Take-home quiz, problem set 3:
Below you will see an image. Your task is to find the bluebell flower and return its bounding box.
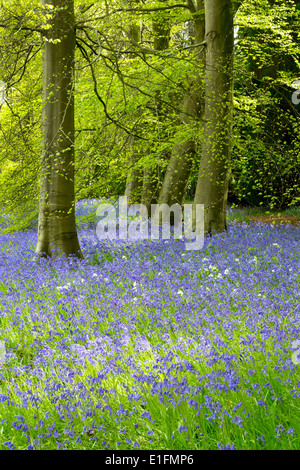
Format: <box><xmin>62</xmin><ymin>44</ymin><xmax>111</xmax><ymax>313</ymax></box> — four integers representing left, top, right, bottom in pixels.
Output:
<box><xmin>2</xmin><ymin>441</ymin><xmax>16</xmax><ymax>450</ymax></box>
<box><xmin>178</xmin><ymin>426</ymin><xmax>188</xmax><ymax>433</ymax></box>
<box><xmin>217</xmin><ymin>442</ymin><xmax>236</xmax><ymax>450</ymax></box>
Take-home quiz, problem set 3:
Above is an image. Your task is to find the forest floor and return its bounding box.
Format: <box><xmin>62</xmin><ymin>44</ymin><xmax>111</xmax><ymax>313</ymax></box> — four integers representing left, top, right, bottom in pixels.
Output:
<box><xmin>0</xmin><ymin>201</ymin><xmax>299</xmax><ymax>450</ymax></box>
<box><xmin>250</xmin><ymin>214</ymin><xmax>300</xmax><ymax>226</ymax></box>
<box><xmin>227</xmin><ymin>206</ymin><xmax>300</xmax><ymax>227</ymax></box>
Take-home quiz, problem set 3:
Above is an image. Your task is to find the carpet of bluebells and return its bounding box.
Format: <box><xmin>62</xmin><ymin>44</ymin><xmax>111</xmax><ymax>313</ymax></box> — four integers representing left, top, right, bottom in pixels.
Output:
<box><xmin>0</xmin><ymin>199</ymin><xmax>299</xmax><ymax>450</ymax></box>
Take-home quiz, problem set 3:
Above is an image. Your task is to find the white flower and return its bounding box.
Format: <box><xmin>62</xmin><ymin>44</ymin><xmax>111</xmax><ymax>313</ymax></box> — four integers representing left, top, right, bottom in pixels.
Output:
<box><xmin>177</xmin><ymin>289</ymin><xmax>184</xmax><ymax>296</ymax></box>
<box><xmin>209</xmin><ymin>264</ymin><xmax>218</xmax><ymax>271</ymax></box>
<box><xmin>292</xmin><ymin>352</ymin><xmax>300</xmax><ymax>365</ymax></box>
<box><xmin>56</xmin><ymin>283</ymin><xmax>71</xmax><ymax>291</ymax></box>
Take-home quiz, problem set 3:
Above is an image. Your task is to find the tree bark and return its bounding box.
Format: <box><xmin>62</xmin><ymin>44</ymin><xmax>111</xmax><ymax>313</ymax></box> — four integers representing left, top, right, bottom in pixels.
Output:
<box><xmin>193</xmin><ymin>0</ymin><xmax>234</xmax><ymax>234</ymax></box>
<box><xmin>155</xmin><ymin>81</ymin><xmax>202</xmax><ymax>208</ymax></box>
<box><xmin>124</xmin><ymin>4</ymin><xmax>144</xmax><ymax>205</ymax></box>
<box><xmin>141</xmin><ymin>160</ymin><xmax>161</xmax><ymax>211</ymax></box>
<box><xmin>36</xmin><ymin>0</ymin><xmax>82</xmax><ymax>258</ymax></box>
<box><xmin>125</xmin><ymin>1</ymin><xmax>171</xmax><ymax>209</ymax></box>
<box><xmin>124</xmin><ymin>134</ymin><xmax>144</xmax><ymax>205</ymax></box>
<box><xmin>140</xmin><ymin>8</ymin><xmax>171</xmax><ymax>213</ymax></box>
<box><xmin>153</xmin><ymin>0</ymin><xmax>205</xmax><ymax>224</ymax></box>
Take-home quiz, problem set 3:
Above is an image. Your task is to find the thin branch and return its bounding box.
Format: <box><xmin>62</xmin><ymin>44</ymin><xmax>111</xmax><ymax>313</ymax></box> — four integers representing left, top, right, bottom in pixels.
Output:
<box><xmin>186</xmin><ymin>0</ymin><xmax>197</xmax><ymax>13</ymax></box>
<box><xmin>75</xmin><ymin>3</ymin><xmax>189</xmax><ymax>25</ymax></box>
<box><xmin>98</xmin><ymin>54</ymin><xmax>188</xmax><ymax>119</ymax></box>
<box><xmin>80</xmin><ymin>27</ymin><xmax>100</xmax><ymax>47</ymax></box>
<box><xmin>180</xmin><ymin>40</ymin><xmax>207</xmax><ymax>50</ymax></box>
<box><xmin>78</xmin><ymin>47</ymin><xmax>151</xmax><ymax>141</ymax></box>
<box><xmin>233</xmin><ymin>1</ymin><xmax>245</xmax><ymax>14</ymax></box>
<box><xmin>76</xmin><ymin>40</ymin><xmax>90</xmax><ymax>61</ymax></box>
<box><xmin>122</xmin><ymin>31</ymin><xmax>207</xmax><ymax>56</ymax></box>
<box><xmin>75</xmin><ymin>29</ymin><xmax>102</xmax><ymax>70</ymax></box>
<box><xmin>78</xmin><ymin>3</ymin><xmax>95</xmax><ymax>15</ymax></box>
<box><xmin>0</xmin><ymin>23</ymin><xmax>42</xmax><ymax>33</ymax></box>
<box><xmin>76</xmin><ymin>36</ymin><xmax>98</xmax><ymax>56</ymax></box>
<box><xmin>6</xmin><ymin>45</ymin><xmax>41</xmax><ymax>90</ymax></box>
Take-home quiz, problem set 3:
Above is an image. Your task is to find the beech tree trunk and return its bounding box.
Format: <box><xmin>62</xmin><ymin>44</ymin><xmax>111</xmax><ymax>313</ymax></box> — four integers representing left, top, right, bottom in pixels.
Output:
<box><xmin>193</xmin><ymin>0</ymin><xmax>234</xmax><ymax>234</ymax></box>
<box><xmin>125</xmin><ymin>2</ymin><xmax>170</xmax><ymax>208</ymax></box>
<box><xmin>36</xmin><ymin>0</ymin><xmax>82</xmax><ymax>258</ymax></box>
<box><xmin>140</xmin><ymin>10</ymin><xmax>171</xmax><ymax>213</ymax></box>
<box><xmin>153</xmin><ymin>0</ymin><xmax>205</xmax><ymax>224</ymax></box>
<box><xmin>124</xmin><ymin>10</ymin><xmax>144</xmax><ymax>205</ymax></box>
<box><xmin>155</xmin><ymin>81</ymin><xmax>202</xmax><ymax>208</ymax></box>
<box><xmin>141</xmin><ymin>162</ymin><xmax>160</xmax><ymax>212</ymax></box>
<box><xmin>124</xmin><ymin>134</ymin><xmax>144</xmax><ymax>205</ymax></box>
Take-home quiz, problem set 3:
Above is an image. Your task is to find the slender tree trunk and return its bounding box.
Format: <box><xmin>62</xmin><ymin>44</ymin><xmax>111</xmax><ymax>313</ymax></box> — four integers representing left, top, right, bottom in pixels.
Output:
<box><xmin>193</xmin><ymin>0</ymin><xmax>234</xmax><ymax>234</ymax></box>
<box><xmin>155</xmin><ymin>82</ymin><xmax>201</xmax><ymax>208</ymax></box>
<box><xmin>154</xmin><ymin>0</ymin><xmax>205</xmax><ymax>218</ymax></box>
<box><xmin>124</xmin><ymin>133</ymin><xmax>144</xmax><ymax>204</ymax></box>
<box><xmin>124</xmin><ymin>9</ymin><xmax>144</xmax><ymax>205</ymax></box>
<box><xmin>140</xmin><ymin>10</ymin><xmax>171</xmax><ymax>213</ymax></box>
<box><xmin>141</xmin><ymin>160</ymin><xmax>161</xmax><ymax>211</ymax></box>
<box><xmin>124</xmin><ymin>163</ymin><xmax>143</xmax><ymax>204</ymax></box>
<box><xmin>36</xmin><ymin>0</ymin><xmax>82</xmax><ymax>258</ymax></box>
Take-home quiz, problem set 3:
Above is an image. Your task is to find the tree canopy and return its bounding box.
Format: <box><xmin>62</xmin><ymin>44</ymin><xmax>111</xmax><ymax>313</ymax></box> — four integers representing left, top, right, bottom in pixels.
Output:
<box><xmin>0</xmin><ymin>0</ymin><xmax>299</xmax><ymax>251</ymax></box>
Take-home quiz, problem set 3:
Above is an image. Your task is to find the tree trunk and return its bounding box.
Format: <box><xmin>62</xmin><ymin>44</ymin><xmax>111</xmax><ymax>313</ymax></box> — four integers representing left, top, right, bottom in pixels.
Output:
<box><xmin>153</xmin><ymin>0</ymin><xmax>205</xmax><ymax>224</ymax></box>
<box><xmin>124</xmin><ymin>135</ymin><xmax>144</xmax><ymax>205</ymax></box>
<box><xmin>36</xmin><ymin>0</ymin><xmax>82</xmax><ymax>258</ymax></box>
<box><xmin>124</xmin><ymin>7</ymin><xmax>144</xmax><ymax>205</ymax></box>
<box><xmin>193</xmin><ymin>0</ymin><xmax>234</xmax><ymax>234</ymax></box>
<box><xmin>141</xmin><ymin>161</ymin><xmax>161</xmax><ymax>212</ymax></box>
<box><xmin>140</xmin><ymin>9</ymin><xmax>171</xmax><ymax>213</ymax></box>
<box><xmin>155</xmin><ymin>83</ymin><xmax>201</xmax><ymax>208</ymax></box>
